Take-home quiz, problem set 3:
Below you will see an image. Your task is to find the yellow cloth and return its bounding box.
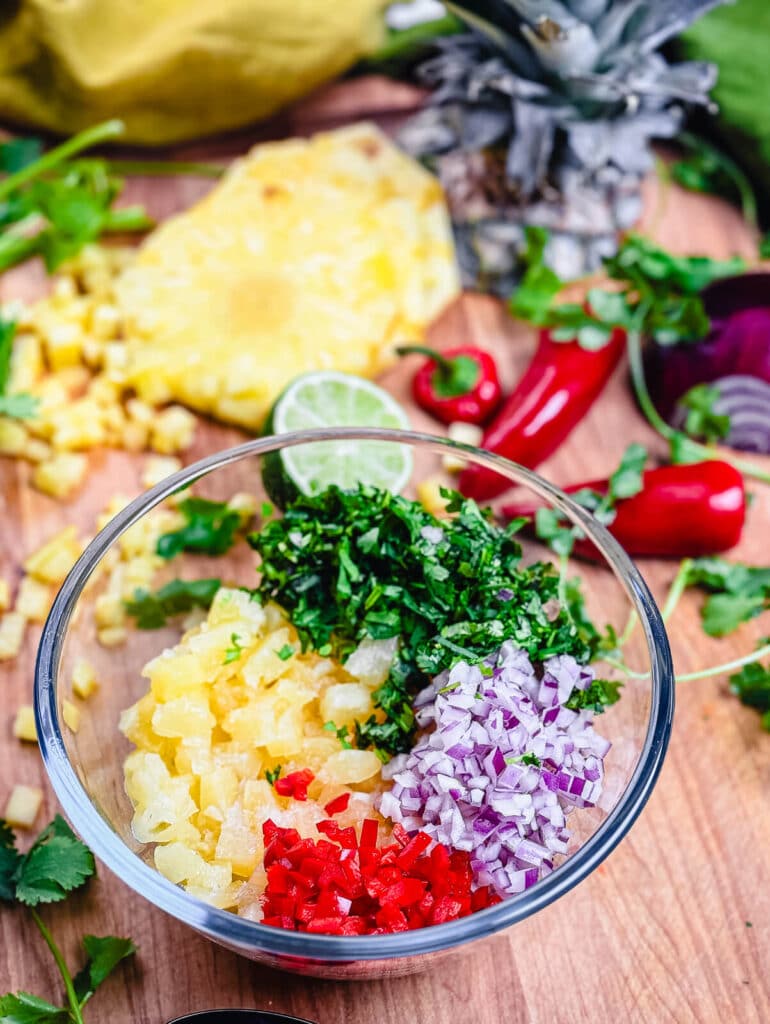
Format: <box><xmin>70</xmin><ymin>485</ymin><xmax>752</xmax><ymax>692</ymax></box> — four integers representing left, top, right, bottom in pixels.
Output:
<box><xmin>0</xmin><ymin>0</ymin><xmax>385</xmax><ymax>144</ymax></box>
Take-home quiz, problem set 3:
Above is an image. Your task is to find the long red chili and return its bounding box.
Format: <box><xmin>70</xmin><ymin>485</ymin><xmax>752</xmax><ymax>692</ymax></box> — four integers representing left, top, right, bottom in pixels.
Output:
<box><xmin>459</xmin><ymin>327</ymin><xmax>627</xmax><ymax>501</ymax></box>
<box><xmin>501</xmin><ymin>460</ymin><xmax>746</xmax><ymax>559</ymax></box>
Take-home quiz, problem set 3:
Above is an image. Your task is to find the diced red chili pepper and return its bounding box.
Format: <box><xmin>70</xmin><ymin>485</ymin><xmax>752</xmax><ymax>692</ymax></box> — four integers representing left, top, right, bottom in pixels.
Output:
<box><xmin>274</xmin><ymin>768</ymin><xmax>315</xmax><ymax>801</ymax></box>
<box><xmin>316</xmin><ymin>820</ymin><xmax>357</xmax><ymax>849</ymax></box>
<box><xmin>395</xmin><ymin>832</ymin><xmax>432</xmax><ymax>870</ymax></box>
<box><xmin>391</xmin><ymin>823</ymin><xmax>410</xmax><ymax>848</ymax></box>
<box><xmin>324</xmin><ymin>793</ymin><xmax>351</xmax><ymax>816</ymax></box>
<box><xmin>359</xmin><ymin>818</ymin><xmax>379</xmax><ymax>849</ymax></box>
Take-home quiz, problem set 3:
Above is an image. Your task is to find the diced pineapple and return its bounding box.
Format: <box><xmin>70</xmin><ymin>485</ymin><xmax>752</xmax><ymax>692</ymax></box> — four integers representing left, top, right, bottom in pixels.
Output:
<box><xmin>155</xmin><ymin>842</ymin><xmax>232</xmax><ymax>891</ymax></box>
<box><xmin>417</xmin><ymin>476</ymin><xmax>450</xmax><ymax>517</ymax></box>
<box><xmin>13</xmin><ymin>705</ymin><xmax>37</xmax><ymax>742</ymax></box>
<box><xmin>62</xmin><ymin>699</ymin><xmax>81</xmax><ymax>733</ymax></box>
<box><xmin>150</xmin><ymin>405</ymin><xmax>197</xmax><ymax>454</ymax></box>
<box><xmin>97</xmin><ymin>626</ymin><xmax>127</xmax><ymax>648</ymax></box>
<box><xmin>49</xmin><ymin>399</ymin><xmax>105</xmax><ymax>450</ymax></box>
<box><xmin>0</xmin><ymin>612</ymin><xmax>26</xmax><ymax>660</ymax></box>
<box><xmin>216</xmin><ymin>815</ymin><xmax>262</xmax><ymax>877</ymax></box>
<box><xmin>90</xmin><ymin>303</ymin><xmax>121</xmax><ymax>340</ymax></box>
<box><xmin>44</xmin><ymin>320</ymin><xmax>83</xmax><ymax>369</ymax></box>
<box><xmin>4</xmin><ymin>785</ymin><xmax>43</xmax><ymax>828</ymax></box>
<box><xmin>241</xmin><ymin>628</ymin><xmax>293</xmax><ymax>688</ymax></box>
<box><xmin>319</xmin><ymin>682</ymin><xmax>373</xmax><ymax>726</ymax></box>
<box><xmin>208</xmin><ymin>588</ymin><xmax>265</xmax><ymax>632</ymax></box>
<box><xmin>0</xmin><ymin>418</ymin><xmax>29</xmax><ymax>456</ymax></box>
<box><xmin>72</xmin><ymin>658</ymin><xmax>98</xmax><ymax>699</ymax></box>
<box><xmin>344</xmin><ymin>636</ymin><xmax>398</xmax><ymax>687</ymax></box>
<box><xmin>23</xmin><ymin>439</ymin><xmax>53</xmax><ymax>463</ymax></box>
<box><xmin>121</xmin><ymin>419</ymin><xmax>149</xmax><ymax>453</ymax></box>
<box><xmin>146</xmin><ymin>651</ymin><xmax>213</xmax><ymax>701</ymax></box>
<box><xmin>226</xmin><ymin>492</ymin><xmax>258</xmax><ymax>522</ymax></box>
<box><xmin>141</xmin><ymin>455</ymin><xmax>182</xmax><ymax>490</ymax></box>
<box><xmin>0</xmin><ymin>578</ymin><xmax>10</xmax><ymax>612</ymax></box>
<box><xmin>24</xmin><ymin>526</ymin><xmax>83</xmax><ymax>584</ymax></box>
<box><xmin>200</xmin><ymin>766</ymin><xmax>239</xmax><ymax>819</ymax></box>
<box><xmin>152</xmin><ymin>693</ymin><xmax>215</xmax><ymax>739</ymax></box>
<box><xmin>443</xmin><ymin>421</ymin><xmax>484</xmax><ymax>473</ymax></box>
<box><xmin>8</xmin><ymin>333</ymin><xmax>44</xmax><ymax>393</ymax></box>
<box><xmin>15</xmin><ymin>576</ymin><xmax>53</xmax><ymax>623</ymax></box>
<box><xmin>95</xmin><ymin>593</ymin><xmax>126</xmax><ymax>629</ymax></box>
<box><xmin>320</xmin><ymin>749</ymin><xmax>382</xmax><ymax>785</ymax></box>
<box><xmin>33</xmin><ymin>452</ymin><xmax>89</xmax><ymax>499</ymax></box>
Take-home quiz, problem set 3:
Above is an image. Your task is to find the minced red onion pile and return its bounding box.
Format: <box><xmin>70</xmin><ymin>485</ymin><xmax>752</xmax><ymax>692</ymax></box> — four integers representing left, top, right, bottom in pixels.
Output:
<box><xmin>378</xmin><ymin>641</ymin><xmax>610</xmax><ymax>899</ymax></box>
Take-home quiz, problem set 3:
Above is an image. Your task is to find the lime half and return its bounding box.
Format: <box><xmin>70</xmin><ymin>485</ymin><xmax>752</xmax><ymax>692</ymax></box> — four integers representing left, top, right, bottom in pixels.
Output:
<box><xmin>263</xmin><ymin>371</ymin><xmax>413</xmax><ymax>503</ymax></box>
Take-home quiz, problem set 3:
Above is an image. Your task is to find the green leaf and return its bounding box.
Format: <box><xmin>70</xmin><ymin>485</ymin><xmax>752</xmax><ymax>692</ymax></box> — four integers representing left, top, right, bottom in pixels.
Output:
<box><xmin>0</xmin><ymin>317</ymin><xmax>16</xmax><ymax>395</ymax></box>
<box><xmin>223</xmin><ymin>633</ymin><xmax>245</xmax><ymax>665</ymax></box>
<box><xmin>534</xmin><ymin>507</ymin><xmax>576</xmax><ymax>557</ymax></box>
<box><xmin>72</xmin><ymin>935</ymin><xmax>136</xmax><ymax>1007</ymax></box>
<box><xmin>14</xmin><ymin>816</ymin><xmax>95</xmax><ymax>907</ymax></box>
<box><xmin>608</xmin><ymin>443</ymin><xmax>647</xmax><ymax>501</ymax></box>
<box><xmin>0</xmin><ymin>820</ymin><xmax>20</xmax><ymax>902</ymax></box>
<box><xmin>508</xmin><ymin>226</ymin><xmax>564</xmax><ymax>324</ymax></box>
<box><xmin>275</xmin><ymin>643</ymin><xmax>294</xmax><ymax>661</ymax></box>
<box><xmin>264</xmin><ymin>765</ymin><xmax>282</xmax><ymax>786</ymax></box>
<box><xmin>730</xmin><ymin>661</ymin><xmax>770</xmax><ymax>724</ymax></box>
<box><xmin>124</xmin><ymin>578</ymin><xmax>221</xmax><ymax>629</ymax></box>
<box><xmin>680</xmin><ymin>383</ymin><xmax>730</xmax><ymax>443</ymax></box>
<box><xmin>565</xmin><ymin>678</ymin><xmax>622</xmax><ymax>713</ymax></box>
<box><xmin>157</xmin><ymin>498</ymin><xmax>242</xmax><ymax>560</ymax></box>
<box><xmin>760</xmin><ymin>233</ymin><xmax>770</xmax><ymax>259</ymax></box>
<box><xmin>0</xmin><ymin>992</ymin><xmax>68</xmax><ymax>1023</ymax></box>
<box><xmin>700</xmin><ymin>593</ymin><xmax>766</xmax><ymax>637</ymax></box>
<box><xmin>0</xmin><ymin>138</ymin><xmax>43</xmax><ymax>174</ymax></box>
<box><xmin>0</xmin><ymin>394</ymin><xmax>39</xmax><ymax>420</ymax></box>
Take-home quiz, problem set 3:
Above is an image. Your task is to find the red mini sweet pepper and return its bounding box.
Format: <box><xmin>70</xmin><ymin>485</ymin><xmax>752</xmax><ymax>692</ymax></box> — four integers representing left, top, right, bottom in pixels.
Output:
<box><xmin>397</xmin><ymin>344</ymin><xmax>502</xmax><ymax>425</ymax></box>
<box><xmin>502</xmin><ymin>459</ymin><xmax>746</xmax><ymax>559</ymax></box>
<box><xmin>460</xmin><ymin>326</ymin><xmax>627</xmax><ymax>501</ymax></box>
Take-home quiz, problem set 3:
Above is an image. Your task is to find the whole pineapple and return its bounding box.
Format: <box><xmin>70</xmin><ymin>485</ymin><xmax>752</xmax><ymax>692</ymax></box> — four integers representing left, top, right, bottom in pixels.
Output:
<box><xmin>398</xmin><ymin>0</ymin><xmax>727</xmax><ymax>294</ymax></box>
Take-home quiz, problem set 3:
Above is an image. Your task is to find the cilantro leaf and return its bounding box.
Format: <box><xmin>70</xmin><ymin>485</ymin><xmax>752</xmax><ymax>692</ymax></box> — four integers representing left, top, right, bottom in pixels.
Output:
<box><xmin>680</xmin><ymin>384</ymin><xmax>730</xmax><ymax>444</ymax></box>
<box><xmin>506</xmin><ymin>752</ymin><xmax>541</xmax><ymax>767</ymax></box>
<box><xmin>124</xmin><ymin>578</ymin><xmax>221</xmax><ymax>629</ymax></box>
<box><xmin>684</xmin><ymin>557</ymin><xmax>770</xmax><ymax>636</ymax></box>
<box><xmin>0</xmin><ymin>317</ymin><xmax>16</xmax><ymax>395</ymax></box>
<box><xmin>275</xmin><ymin>643</ymin><xmax>294</xmax><ymax>661</ymax></box>
<box><xmin>730</xmin><ymin>661</ymin><xmax>770</xmax><ymax>730</ymax></box>
<box><xmin>565</xmin><ymin>678</ymin><xmax>622</xmax><ymax>713</ymax></box>
<box><xmin>608</xmin><ymin>443</ymin><xmax>647</xmax><ymax>501</ymax></box>
<box><xmin>72</xmin><ymin>935</ymin><xmax>136</xmax><ymax>1007</ymax></box>
<box><xmin>0</xmin><ymin>992</ymin><xmax>68</xmax><ymax>1023</ymax></box>
<box><xmin>534</xmin><ymin>507</ymin><xmax>578</xmax><ymax>557</ymax></box>
<box><xmin>0</xmin><ymin>138</ymin><xmax>43</xmax><ymax>174</ymax></box>
<box><xmin>0</xmin><ymin>820</ymin><xmax>20</xmax><ymax>902</ymax></box>
<box><xmin>156</xmin><ymin>498</ymin><xmax>242</xmax><ymax>560</ymax></box>
<box><xmin>508</xmin><ymin>226</ymin><xmax>564</xmax><ymax>324</ymax></box>
<box><xmin>323</xmin><ymin>720</ymin><xmax>352</xmax><ymax>750</ymax></box>
<box><xmin>223</xmin><ymin>633</ymin><xmax>245</xmax><ymax>665</ymax></box>
<box><xmin>265</xmin><ymin>766</ymin><xmax>282</xmax><ymax>786</ymax></box>
<box><xmin>14</xmin><ymin>816</ymin><xmax>95</xmax><ymax>907</ymax></box>
<box><xmin>760</xmin><ymin>233</ymin><xmax>770</xmax><ymax>260</ymax></box>
<box><xmin>701</xmin><ymin>593</ymin><xmax>766</xmax><ymax>637</ymax></box>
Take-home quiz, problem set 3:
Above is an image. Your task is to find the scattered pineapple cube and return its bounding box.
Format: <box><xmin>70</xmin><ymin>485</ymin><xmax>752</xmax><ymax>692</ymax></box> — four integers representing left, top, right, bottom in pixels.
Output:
<box><xmin>49</xmin><ymin>398</ymin><xmax>105</xmax><ymax>450</ymax></box>
<box><xmin>0</xmin><ymin>612</ymin><xmax>26</xmax><ymax>660</ymax></box>
<box><xmin>13</xmin><ymin>705</ymin><xmax>37</xmax><ymax>742</ymax></box>
<box><xmin>320</xmin><ymin>682</ymin><xmax>373</xmax><ymax>726</ymax></box>
<box><xmin>90</xmin><ymin>303</ymin><xmax>121</xmax><ymax>340</ymax></box>
<box><xmin>97</xmin><ymin>625</ymin><xmax>127</xmax><ymax>648</ymax></box>
<box><xmin>25</xmin><ymin>526</ymin><xmax>83</xmax><ymax>584</ymax></box>
<box><xmin>51</xmin><ymin>274</ymin><xmax>77</xmax><ymax>304</ymax></box>
<box><xmin>142</xmin><ymin>455</ymin><xmax>182</xmax><ymax>490</ymax></box>
<box><xmin>15</xmin><ymin>576</ymin><xmax>53</xmax><ymax>623</ymax></box>
<box><xmin>121</xmin><ymin>418</ymin><xmax>149</xmax><ymax>453</ymax></box>
<box><xmin>226</xmin><ymin>492</ymin><xmax>258</xmax><ymax>522</ymax></box>
<box><xmin>125</xmin><ymin>397</ymin><xmax>155</xmax><ymax>426</ymax></box>
<box><xmin>23</xmin><ymin>439</ymin><xmax>53</xmax><ymax>463</ymax></box>
<box><xmin>150</xmin><ymin>405</ymin><xmax>197</xmax><ymax>454</ymax></box>
<box><xmin>72</xmin><ymin>658</ymin><xmax>98</xmax><ymax>699</ymax></box>
<box><xmin>44</xmin><ymin>320</ymin><xmax>83</xmax><ymax>369</ymax></box>
<box><xmin>32</xmin><ymin>452</ymin><xmax>89</xmax><ymax>499</ymax></box>
<box><xmin>0</xmin><ymin>418</ymin><xmax>29</xmax><ymax>456</ymax></box>
<box><xmin>443</xmin><ymin>421</ymin><xmax>484</xmax><ymax>473</ymax></box>
<box><xmin>0</xmin><ymin>578</ymin><xmax>10</xmax><ymax>612</ymax></box>
<box><xmin>8</xmin><ymin>333</ymin><xmax>44</xmax><ymax>393</ymax></box>
<box><xmin>62</xmin><ymin>699</ymin><xmax>81</xmax><ymax>733</ymax></box>
<box><xmin>4</xmin><ymin>784</ymin><xmax>43</xmax><ymax>829</ymax></box>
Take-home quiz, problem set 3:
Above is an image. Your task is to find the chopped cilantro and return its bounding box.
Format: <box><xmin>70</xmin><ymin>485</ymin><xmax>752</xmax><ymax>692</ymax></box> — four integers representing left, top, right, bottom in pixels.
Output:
<box><xmin>680</xmin><ymin>384</ymin><xmax>730</xmax><ymax>444</ymax></box>
<box><xmin>564</xmin><ymin>678</ymin><xmax>622</xmax><ymax>714</ymax></box>
<box><xmin>249</xmin><ymin>484</ymin><xmax>601</xmax><ymax>757</ymax></box>
<box><xmin>275</xmin><ymin>643</ymin><xmax>294</xmax><ymax>661</ymax></box>
<box><xmin>323</xmin><ymin>721</ymin><xmax>352</xmax><ymax>750</ymax></box>
<box><xmin>124</xmin><ymin>578</ymin><xmax>221</xmax><ymax>629</ymax></box>
<box><xmin>505</xmin><ymin>752</ymin><xmax>542</xmax><ymax>767</ymax></box>
<box><xmin>1</xmin><ymin>815</ymin><xmax>135</xmax><ymax>1022</ymax></box>
<box><xmin>156</xmin><ymin>497</ymin><xmax>242</xmax><ymax>560</ymax></box>
<box><xmin>223</xmin><ymin>633</ymin><xmax>245</xmax><ymax>665</ymax></box>
<box><xmin>265</xmin><ymin>766</ymin><xmax>282</xmax><ymax>786</ymax></box>
<box><xmin>260</xmin><ymin>501</ymin><xmax>274</xmax><ymax>518</ymax></box>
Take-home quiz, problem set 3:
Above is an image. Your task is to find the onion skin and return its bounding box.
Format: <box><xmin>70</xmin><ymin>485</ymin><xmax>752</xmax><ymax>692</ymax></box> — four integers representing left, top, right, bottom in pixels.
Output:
<box><xmin>501</xmin><ymin>460</ymin><xmax>746</xmax><ymax>560</ymax></box>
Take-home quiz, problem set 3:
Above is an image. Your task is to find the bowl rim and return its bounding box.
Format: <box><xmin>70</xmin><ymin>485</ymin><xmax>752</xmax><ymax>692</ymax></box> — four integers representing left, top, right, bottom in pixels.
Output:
<box><xmin>35</xmin><ymin>427</ymin><xmax>674</xmax><ymax>962</ymax></box>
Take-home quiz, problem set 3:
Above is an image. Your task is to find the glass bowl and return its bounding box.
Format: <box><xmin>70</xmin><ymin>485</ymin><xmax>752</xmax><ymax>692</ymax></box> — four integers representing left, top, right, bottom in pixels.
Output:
<box><xmin>35</xmin><ymin>428</ymin><xmax>674</xmax><ymax>980</ymax></box>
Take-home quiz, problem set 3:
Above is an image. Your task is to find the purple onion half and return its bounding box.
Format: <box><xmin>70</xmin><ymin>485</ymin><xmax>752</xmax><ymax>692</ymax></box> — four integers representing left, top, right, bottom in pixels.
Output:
<box><xmin>645</xmin><ymin>272</ymin><xmax>770</xmax><ymax>454</ymax></box>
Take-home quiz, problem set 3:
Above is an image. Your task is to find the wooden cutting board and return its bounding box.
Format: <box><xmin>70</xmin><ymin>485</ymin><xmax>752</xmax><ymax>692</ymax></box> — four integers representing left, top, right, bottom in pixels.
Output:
<box><xmin>0</xmin><ymin>78</ymin><xmax>768</xmax><ymax>1024</ymax></box>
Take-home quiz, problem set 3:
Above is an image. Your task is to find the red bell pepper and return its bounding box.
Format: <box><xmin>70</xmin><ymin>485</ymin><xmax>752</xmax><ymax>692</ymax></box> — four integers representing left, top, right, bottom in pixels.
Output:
<box><xmin>502</xmin><ymin>459</ymin><xmax>746</xmax><ymax>558</ymax></box>
<box><xmin>460</xmin><ymin>326</ymin><xmax>627</xmax><ymax>501</ymax></box>
<box><xmin>397</xmin><ymin>344</ymin><xmax>502</xmax><ymax>425</ymax></box>
<box><xmin>274</xmin><ymin>769</ymin><xmax>315</xmax><ymax>801</ymax></box>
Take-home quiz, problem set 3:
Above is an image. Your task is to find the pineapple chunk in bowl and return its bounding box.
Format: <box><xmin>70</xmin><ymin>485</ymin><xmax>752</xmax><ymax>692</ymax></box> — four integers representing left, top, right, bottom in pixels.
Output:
<box><xmin>35</xmin><ymin>428</ymin><xmax>673</xmax><ymax>978</ymax></box>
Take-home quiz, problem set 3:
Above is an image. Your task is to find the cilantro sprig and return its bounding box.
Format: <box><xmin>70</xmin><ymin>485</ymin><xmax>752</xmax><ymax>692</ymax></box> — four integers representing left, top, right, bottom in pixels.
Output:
<box><xmin>730</xmin><ymin>654</ymin><xmax>770</xmax><ymax>732</ymax></box>
<box><xmin>680</xmin><ymin>384</ymin><xmax>731</xmax><ymax>445</ymax></box>
<box><xmin>0</xmin><ymin>815</ymin><xmax>135</xmax><ymax>1024</ymax></box>
<box><xmin>125</xmin><ymin>577</ymin><xmax>221</xmax><ymax>629</ymax></box>
<box><xmin>682</xmin><ymin>558</ymin><xmax>770</xmax><ymax>637</ymax></box>
<box><xmin>249</xmin><ymin>484</ymin><xmax>604</xmax><ymax>758</ymax></box>
<box><xmin>156</xmin><ymin>498</ymin><xmax>244</xmax><ymax>560</ymax></box>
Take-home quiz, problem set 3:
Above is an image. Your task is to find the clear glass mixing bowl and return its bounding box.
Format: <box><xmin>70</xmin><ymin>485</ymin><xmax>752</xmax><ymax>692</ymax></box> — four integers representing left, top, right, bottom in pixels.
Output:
<box><xmin>35</xmin><ymin>428</ymin><xmax>673</xmax><ymax>980</ymax></box>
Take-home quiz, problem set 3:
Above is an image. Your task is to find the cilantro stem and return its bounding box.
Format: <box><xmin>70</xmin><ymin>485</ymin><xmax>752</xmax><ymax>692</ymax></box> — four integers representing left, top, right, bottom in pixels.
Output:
<box><xmin>618</xmin><ymin>609</ymin><xmax>639</xmax><ymax>647</ymax></box>
<box><xmin>678</xmin><ymin>131</ymin><xmax>759</xmax><ymax>232</ymax></box>
<box><xmin>676</xmin><ymin>641</ymin><xmax>770</xmax><ymax>683</ymax></box>
<box><xmin>106</xmin><ymin>159</ymin><xmax>224</xmax><ymax>178</ymax></box>
<box><xmin>626</xmin><ymin>327</ymin><xmax>770</xmax><ymax>486</ymax></box>
<box><xmin>603</xmin><ymin>657</ymin><xmax>650</xmax><ymax>680</ymax></box>
<box><xmin>660</xmin><ymin>559</ymin><xmax>694</xmax><ymax>623</ymax></box>
<box><xmin>30</xmin><ymin>908</ymin><xmax>85</xmax><ymax>1024</ymax></box>
<box><xmin>0</xmin><ymin>119</ymin><xmax>125</xmax><ymax>201</ymax></box>
<box><xmin>103</xmin><ymin>206</ymin><xmax>153</xmax><ymax>233</ymax></box>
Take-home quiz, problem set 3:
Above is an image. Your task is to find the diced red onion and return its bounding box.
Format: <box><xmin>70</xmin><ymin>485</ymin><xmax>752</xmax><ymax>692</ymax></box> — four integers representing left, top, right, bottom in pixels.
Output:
<box><xmin>379</xmin><ymin>641</ymin><xmax>611</xmax><ymax>899</ymax></box>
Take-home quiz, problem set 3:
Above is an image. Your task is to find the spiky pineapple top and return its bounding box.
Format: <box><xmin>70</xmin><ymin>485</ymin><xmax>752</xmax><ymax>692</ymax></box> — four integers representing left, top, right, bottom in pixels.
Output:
<box><xmin>398</xmin><ymin>0</ymin><xmax>727</xmax><ymax>292</ymax></box>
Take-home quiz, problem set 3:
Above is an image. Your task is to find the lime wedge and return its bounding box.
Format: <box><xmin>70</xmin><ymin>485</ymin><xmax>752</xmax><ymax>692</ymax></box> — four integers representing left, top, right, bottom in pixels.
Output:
<box><xmin>263</xmin><ymin>371</ymin><xmax>413</xmax><ymax>503</ymax></box>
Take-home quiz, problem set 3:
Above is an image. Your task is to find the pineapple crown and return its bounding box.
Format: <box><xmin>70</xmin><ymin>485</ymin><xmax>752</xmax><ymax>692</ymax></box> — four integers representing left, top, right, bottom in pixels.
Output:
<box><xmin>400</xmin><ymin>0</ymin><xmax>728</xmax><ymax>196</ymax></box>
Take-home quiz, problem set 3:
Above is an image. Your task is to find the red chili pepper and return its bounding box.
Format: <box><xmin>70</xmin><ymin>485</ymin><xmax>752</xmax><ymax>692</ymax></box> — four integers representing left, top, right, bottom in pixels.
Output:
<box><xmin>397</xmin><ymin>344</ymin><xmax>502</xmax><ymax>425</ymax></box>
<box><xmin>274</xmin><ymin>769</ymin><xmax>315</xmax><ymax>801</ymax></box>
<box><xmin>502</xmin><ymin>459</ymin><xmax>745</xmax><ymax>558</ymax></box>
<box><xmin>259</xmin><ymin>818</ymin><xmax>500</xmax><ymax>935</ymax></box>
<box><xmin>459</xmin><ymin>327</ymin><xmax>627</xmax><ymax>501</ymax></box>
<box><xmin>324</xmin><ymin>793</ymin><xmax>351</xmax><ymax>817</ymax></box>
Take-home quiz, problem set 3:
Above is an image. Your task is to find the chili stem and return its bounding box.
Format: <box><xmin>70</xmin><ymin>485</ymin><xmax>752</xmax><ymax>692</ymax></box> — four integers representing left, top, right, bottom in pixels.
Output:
<box><xmin>0</xmin><ymin>119</ymin><xmax>124</xmax><ymax>201</ymax></box>
<box><xmin>626</xmin><ymin>327</ymin><xmax>770</xmax><ymax>486</ymax></box>
<box><xmin>30</xmin><ymin>908</ymin><xmax>84</xmax><ymax>1024</ymax></box>
<box><xmin>103</xmin><ymin>205</ymin><xmax>154</xmax><ymax>232</ymax></box>
<box><xmin>395</xmin><ymin>344</ymin><xmax>453</xmax><ymax>374</ymax></box>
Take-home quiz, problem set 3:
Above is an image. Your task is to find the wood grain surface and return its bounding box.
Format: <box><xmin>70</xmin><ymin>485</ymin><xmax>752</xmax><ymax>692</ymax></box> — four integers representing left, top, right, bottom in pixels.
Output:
<box><xmin>1</xmin><ymin>77</ymin><xmax>769</xmax><ymax>1023</ymax></box>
